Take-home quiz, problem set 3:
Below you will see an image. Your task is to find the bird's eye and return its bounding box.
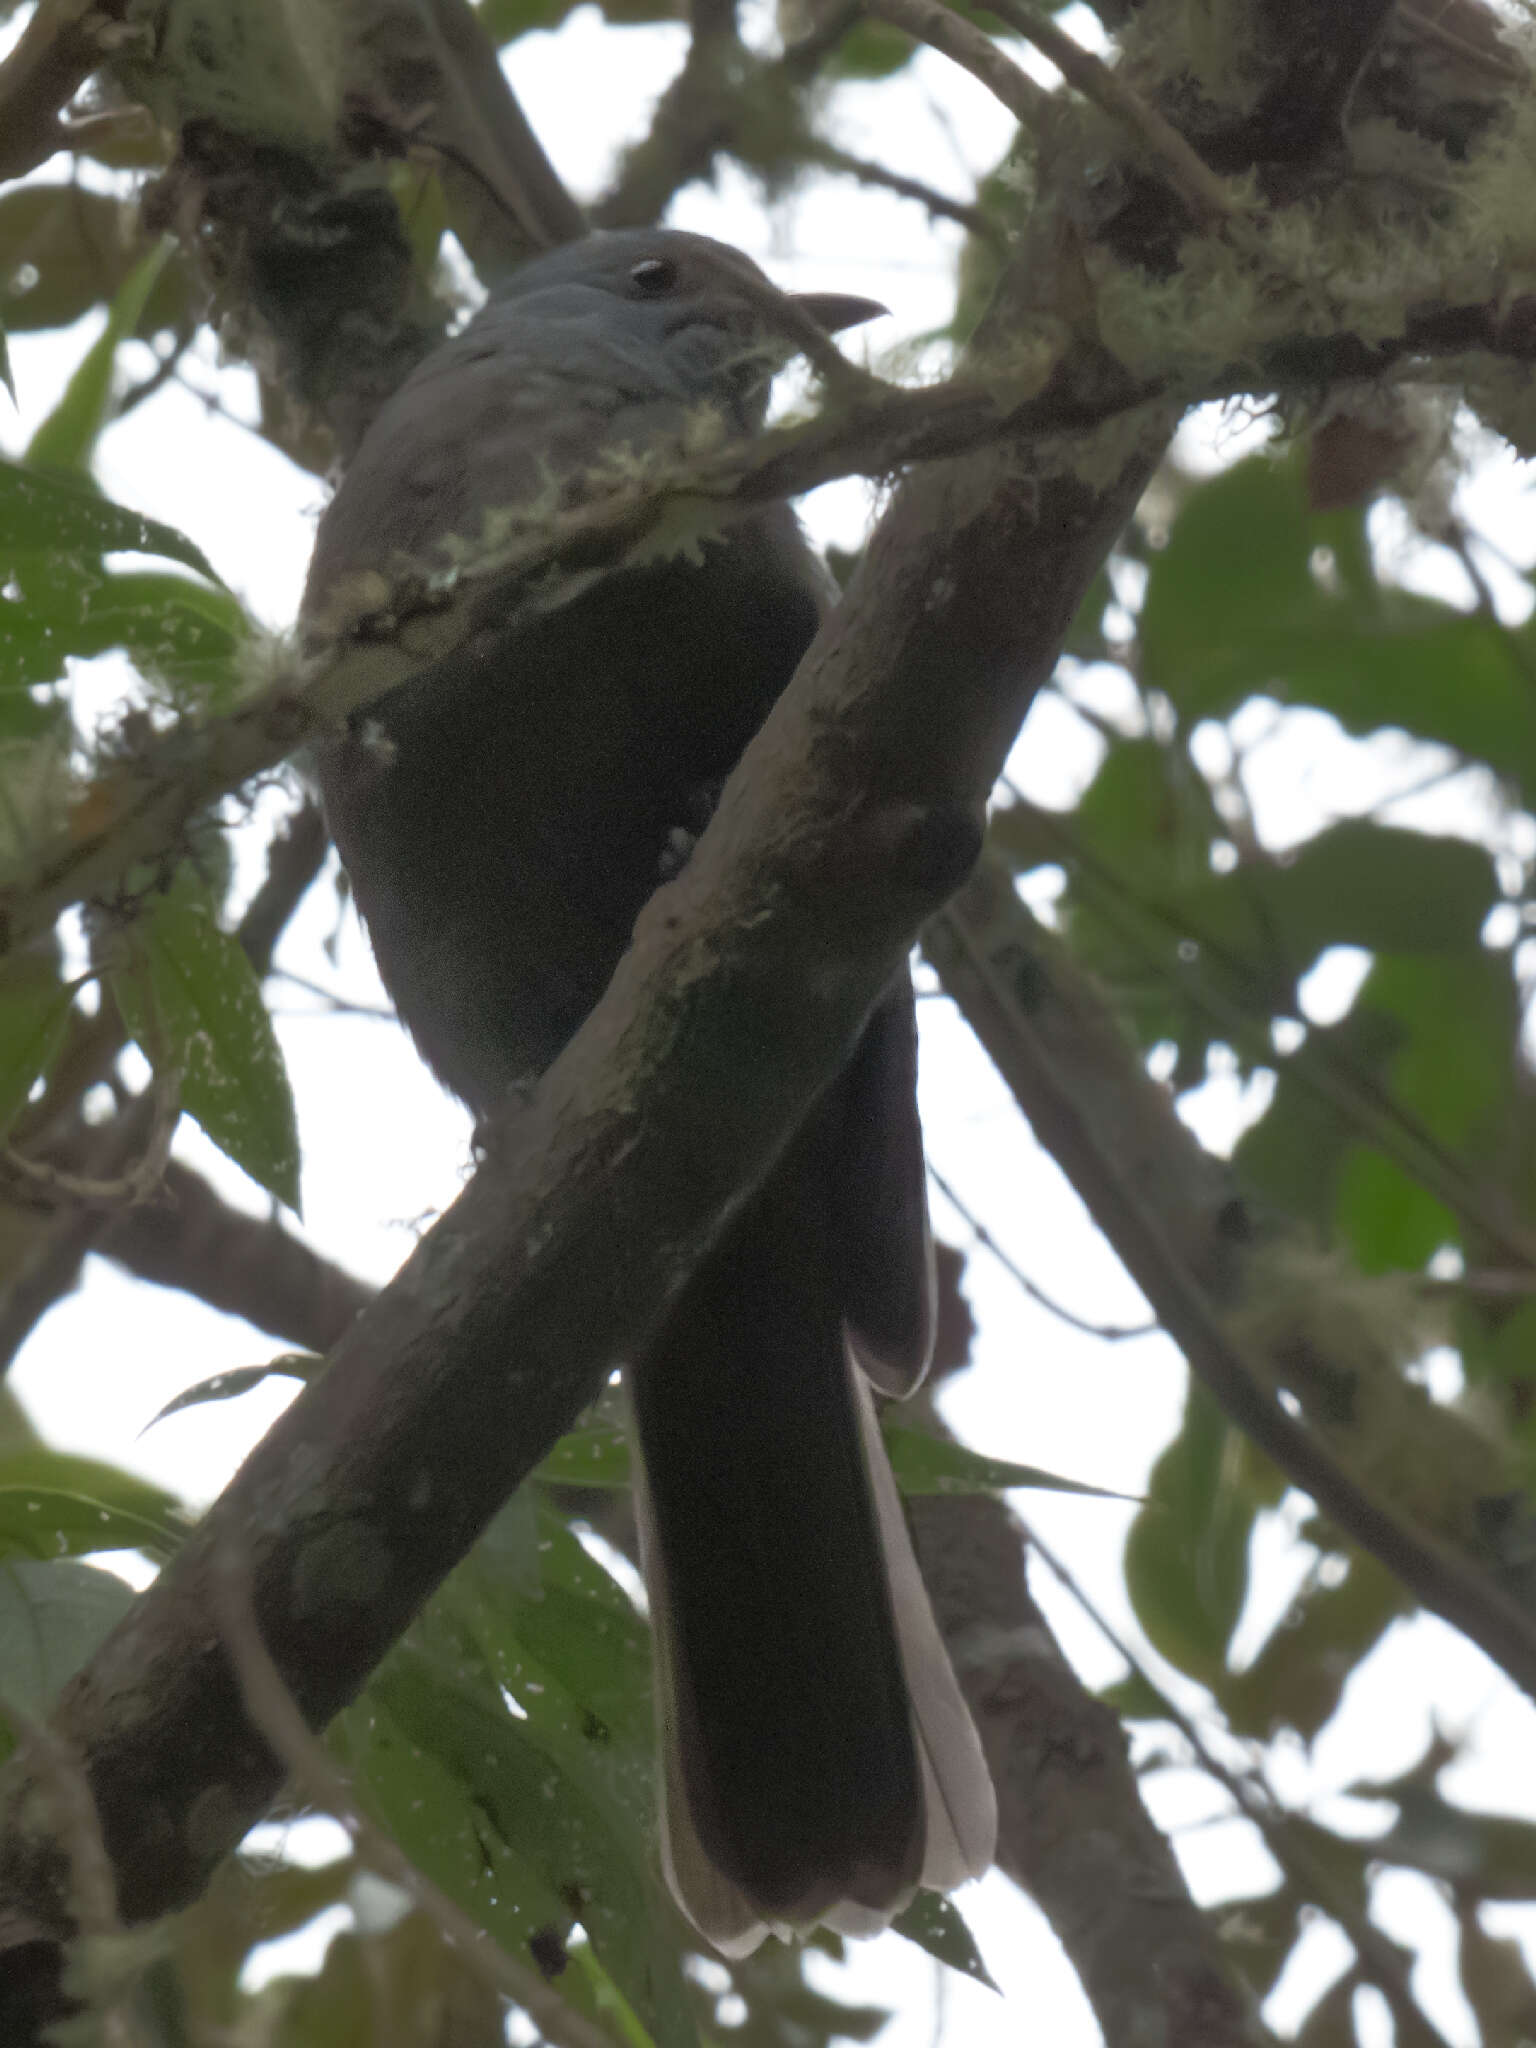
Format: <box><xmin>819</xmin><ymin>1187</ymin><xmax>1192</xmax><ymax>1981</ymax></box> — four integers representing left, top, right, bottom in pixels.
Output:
<box><xmin>630</xmin><ymin>257</ymin><xmax>678</xmax><ymax>295</ymax></box>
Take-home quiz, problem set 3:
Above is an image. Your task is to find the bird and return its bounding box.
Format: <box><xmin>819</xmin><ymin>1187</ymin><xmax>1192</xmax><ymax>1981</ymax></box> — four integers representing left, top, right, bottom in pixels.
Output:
<box><xmin>301</xmin><ymin>227</ymin><xmax>996</xmax><ymax>1955</ymax></box>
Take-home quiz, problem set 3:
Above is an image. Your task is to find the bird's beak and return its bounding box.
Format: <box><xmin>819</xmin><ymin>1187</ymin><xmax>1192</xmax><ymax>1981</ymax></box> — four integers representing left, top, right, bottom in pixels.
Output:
<box><xmin>788</xmin><ymin>290</ymin><xmax>890</xmax><ymax>334</ymax></box>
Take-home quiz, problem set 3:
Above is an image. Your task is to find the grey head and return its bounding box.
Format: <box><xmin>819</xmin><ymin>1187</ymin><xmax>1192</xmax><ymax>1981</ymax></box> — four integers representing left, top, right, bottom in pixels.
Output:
<box><xmin>304</xmin><ymin>230</ymin><xmax>883</xmax><ymax>633</ymax></box>
<box><xmin>461</xmin><ymin>227</ymin><xmax>886</xmax><ymax>425</ymax></box>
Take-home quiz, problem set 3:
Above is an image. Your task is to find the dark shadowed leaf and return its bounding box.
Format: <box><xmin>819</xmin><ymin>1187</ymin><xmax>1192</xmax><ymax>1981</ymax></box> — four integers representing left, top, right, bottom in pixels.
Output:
<box><xmin>0</xmin><ymin>186</ymin><xmax>185</xmax><ymax>334</ymax></box>
<box><xmin>0</xmin><ymin>456</ymin><xmax>223</xmax><ymax>583</ymax></box>
<box><xmin>0</xmin><ymin>952</ymin><xmax>72</xmax><ymax>1137</ymax></box>
<box><xmin>881</xmin><ymin>1423</ymin><xmax>1130</xmax><ymax>1499</ymax></box>
<box><xmin>537</xmin><ymin>1419</ymin><xmax>632</xmax><ymax>1487</ymax></box>
<box><xmin>26</xmin><ymin>237</ymin><xmax>176</xmax><ymax>473</ymax></box>
<box><xmin>0</xmin><ymin>1482</ymin><xmax>180</xmax><ymax>1563</ymax></box>
<box><xmin>142</xmin><ymin>1356</ymin><xmax>317</xmax><ymax>1433</ymax></box>
<box><xmin>0</xmin><ymin>1558</ymin><xmax>136</xmax><ymax>1750</ymax></box>
<box><xmin>891</xmin><ymin>1890</ymin><xmax>997</xmax><ymax>1989</ymax></box>
<box><xmin>112</xmin><ymin>872</ymin><xmax>301</xmax><ymax>1210</ymax></box>
<box><xmin>1123</xmin><ymin>1384</ymin><xmax>1255</xmax><ymax>1684</ymax></box>
<box><xmin>1220</xmin><ymin>1552</ymin><xmax>1409</xmax><ymax>1741</ymax></box>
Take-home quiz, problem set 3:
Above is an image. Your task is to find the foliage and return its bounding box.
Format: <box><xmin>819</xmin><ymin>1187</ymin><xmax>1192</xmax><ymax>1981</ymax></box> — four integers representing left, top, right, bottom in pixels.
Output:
<box><xmin>3</xmin><ymin>3</ymin><xmax>1536</xmax><ymax>2047</ymax></box>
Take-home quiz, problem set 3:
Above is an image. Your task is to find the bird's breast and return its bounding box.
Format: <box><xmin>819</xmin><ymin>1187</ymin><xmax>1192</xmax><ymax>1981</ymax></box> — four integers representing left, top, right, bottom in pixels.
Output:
<box><xmin>318</xmin><ymin>514</ymin><xmax>825</xmax><ymax>1114</ymax></box>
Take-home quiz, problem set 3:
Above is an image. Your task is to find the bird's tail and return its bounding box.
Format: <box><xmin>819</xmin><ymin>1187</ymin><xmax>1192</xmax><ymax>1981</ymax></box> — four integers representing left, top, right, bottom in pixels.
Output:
<box><xmin>629</xmin><ymin>1087</ymin><xmax>995</xmax><ymax>1955</ymax></box>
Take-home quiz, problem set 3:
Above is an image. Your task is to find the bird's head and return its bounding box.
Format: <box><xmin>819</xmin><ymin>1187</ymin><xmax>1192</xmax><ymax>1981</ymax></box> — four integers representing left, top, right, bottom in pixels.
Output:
<box><xmin>488</xmin><ymin>228</ymin><xmax>887</xmax><ymax>422</ymax></box>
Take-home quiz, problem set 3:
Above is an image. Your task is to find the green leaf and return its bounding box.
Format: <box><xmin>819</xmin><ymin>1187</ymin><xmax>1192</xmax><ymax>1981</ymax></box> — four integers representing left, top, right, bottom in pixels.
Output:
<box><xmin>339</xmin><ymin>1679</ymin><xmax>573</xmax><ymax>1955</ymax></box>
<box><xmin>1331</xmin><ymin>950</ymin><xmax>1516</xmax><ymax>1271</ymax></box>
<box><xmin>1138</xmin><ymin>453</ymin><xmax>1536</xmax><ymax>801</ymax></box>
<box><xmin>0</xmin><ymin>187</ymin><xmax>184</xmax><ymax>334</ymax></box>
<box><xmin>0</xmin><ymin>1483</ymin><xmax>181</xmax><ymax>1563</ymax></box>
<box><xmin>826</xmin><ymin>19</ymin><xmax>920</xmax><ymax>77</ymax></box>
<box><xmin>112</xmin><ymin>872</ymin><xmax>301</xmax><ymax>1210</ymax></box>
<box><xmin>142</xmin><ymin>1356</ymin><xmax>317</xmax><ymax>1433</ymax></box>
<box><xmin>1185</xmin><ymin>822</ymin><xmax>1498</xmax><ymax>969</ymax></box>
<box><xmin>26</xmin><ymin>237</ymin><xmax>175</xmax><ymax>474</ymax></box>
<box><xmin>0</xmin><ymin>553</ymin><xmax>246</xmax><ymax>703</ymax></box>
<box><xmin>0</xmin><ymin>457</ymin><xmax>223</xmax><ymax>584</ymax></box>
<box><xmin>1220</xmin><ymin>1551</ymin><xmax>1409</xmax><ymax>1741</ymax></box>
<box><xmin>1140</xmin><ymin>457</ymin><xmax>1318</xmax><ymax>711</ymax></box>
<box><xmin>352</xmin><ymin>1501</ymin><xmax>697</xmax><ymax>2048</ymax></box>
<box><xmin>0</xmin><ymin>952</ymin><xmax>72</xmax><ymax>1138</ymax></box>
<box><xmin>0</xmin><ymin>1558</ymin><xmax>135</xmax><ymax>1746</ymax></box>
<box><xmin>1098</xmin><ymin>1669</ymin><xmax>1177</xmax><ymax>1721</ymax></box>
<box><xmin>881</xmin><ymin>1423</ymin><xmax>1130</xmax><ymax>1499</ymax></box>
<box><xmin>536</xmin><ymin>1417</ymin><xmax>1128</xmax><ymax>1500</ymax></box>
<box><xmin>356</xmin><ymin>1630</ymin><xmax>697</xmax><ymax>2048</ymax></box>
<box><xmin>1233</xmin><ymin>1003</ymin><xmax>1400</xmax><ymax>1232</ymax></box>
<box><xmin>0</xmin><ymin>1446</ymin><xmax>183</xmax><ymax>1544</ymax></box>
<box><xmin>891</xmin><ymin>1891</ymin><xmax>997</xmax><ymax>1989</ymax></box>
<box><xmin>536</xmin><ymin>1419</ymin><xmax>632</xmax><ymax>1488</ymax></box>
<box><xmin>1123</xmin><ymin>1383</ymin><xmax>1256</xmax><ymax>1684</ymax></box>
<box><xmin>0</xmin><ymin>314</ymin><xmax>12</xmax><ymax>406</ymax></box>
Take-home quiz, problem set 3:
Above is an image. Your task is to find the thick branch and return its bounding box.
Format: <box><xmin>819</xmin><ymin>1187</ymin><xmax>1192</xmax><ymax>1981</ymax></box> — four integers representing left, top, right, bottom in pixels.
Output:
<box><xmin>911</xmin><ymin>1490</ymin><xmax>1272</xmax><ymax>2047</ymax></box>
<box><xmin>0</xmin><ymin>0</ymin><xmax>137</xmax><ymax>182</ymax></box>
<box><xmin>98</xmin><ymin>1160</ymin><xmax>373</xmax><ymax>1354</ymax></box>
<box><xmin>63</xmin><ymin>1120</ymin><xmax>1266</xmax><ymax>2046</ymax></box>
<box><xmin>0</xmin><ymin>314</ymin><xmax>1163</xmax><ymax>2048</ymax></box>
<box><xmin>12</xmin><ymin>277</ymin><xmax>1536</xmax><ymax>969</ymax></box>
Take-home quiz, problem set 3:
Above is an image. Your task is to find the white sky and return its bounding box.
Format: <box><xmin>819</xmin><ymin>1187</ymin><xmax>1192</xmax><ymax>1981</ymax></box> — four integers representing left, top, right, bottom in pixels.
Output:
<box><xmin>6</xmin><ymin>4</ymin><xmax>1536</xmax><ymax>2044</ymax></box>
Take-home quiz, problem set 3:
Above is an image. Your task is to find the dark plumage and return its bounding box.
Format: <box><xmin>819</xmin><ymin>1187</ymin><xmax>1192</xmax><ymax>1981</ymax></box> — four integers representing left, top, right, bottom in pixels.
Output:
<box><xmin>302</xmin><ymin>228</ymin><xmax>995</xmax><ymax>1952</ymax></box>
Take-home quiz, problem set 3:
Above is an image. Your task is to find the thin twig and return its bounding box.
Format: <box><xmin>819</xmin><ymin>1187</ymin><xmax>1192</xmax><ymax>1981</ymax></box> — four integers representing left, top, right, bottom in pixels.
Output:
<box><xmin>208</xmin><ymin>1544</ymin><xmax>617</xmax><ymax>2048</ymax></box>
<box><xmin>273</xmin><ymin>968</ymin><xmax>398</xmax><ymax>1020</ymax></box>
<box><xmin>987</xmin><ymin>0</ymin><xmax>1237</xmax><ymax>224</ymax></box>
<box><xmin>863</xmin><ymin>0</ymin><xmax>1051</xmax><ymax>129</ymax></box>
<box><xmin>10</xmin><ymin>285</ymin><xmax>1536</xmax><ymax>968</ymax></box>
<box><xmin>927</xmin><ymin>1159</ymin><xmax>1157</xmax><ymax>1341</ymax></box>
<box><xmin>1024</xmin><ymin>1528</ymin><xmax>1458</xmax><ymax>2048</ymax></box>
<box><xmin>808</xmin><ymin>138</ymin><xmax>1006</xmax><ymax>241</ymax></box>
<box><xmin>1397</xmin><ymin>0</ymin><xmax>1523</xmax><ymax>79</ymax></box>
<box><xmin>0</xmin><ymin>1069</ymin><xmax>180</xmax><ymax>1213</ymax></box>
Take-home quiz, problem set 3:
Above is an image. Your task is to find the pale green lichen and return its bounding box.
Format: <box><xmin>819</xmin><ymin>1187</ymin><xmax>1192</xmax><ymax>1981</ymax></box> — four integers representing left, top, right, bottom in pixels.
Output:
<box><xmin>1117</xmin><ymin>0</ymin><xmax>1286</xmax><ymax>118</ymax></box>
<box><xmin>131</xmin><ymin>0</ymin><xmax>343</xmax><ymax>151</ymax></box>
<box><xmin>1087</xmin><ymin>48</ymin><xmax>1536</xmax><ymax>391</ymax></box>
<box><xmin>1225</xmin><ymin>1241</ymin><xmax>1511</xmax><ymax>1544</ymax></box>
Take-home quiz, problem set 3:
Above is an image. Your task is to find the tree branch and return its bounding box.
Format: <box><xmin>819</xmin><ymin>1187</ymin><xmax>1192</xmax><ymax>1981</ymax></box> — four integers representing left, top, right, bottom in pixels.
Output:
<box><xmin>1025</xmin><ymin>1526</ymin><xmax>1452</xmax><ymax>2048</ymax></box>
<box><xmin>13</xmin><ymin>270</ymin><xmax>1536</xmax><ymax>972</ymax></box>
<box><xmin>0</xmin><ymin>801</ymin><xmax>330</xmax><ymax>1382</ymax></box>
<box><xmin>0</xmin><ymin>202</ymin><xmax>1166</xmax><ymax>2035</ymax></box>
<box><xmin>910</xmin><ymin>1473</ymin><xmax>1273</xmax><ymax>2045</ymax></box>
<box><xmin>863</xmin><ymin>0</ymin><xmax>1051</xmax><ymax>130</ymax></box>
<box><xmin>98</xmin><ymin>1160</ymin><xmax>373</xmax><ymax>1354</ymax></box>
<box><xmin>0</xmin><ymin>0</ymin><xmax>141</xmax><ymax>183</ymax></box>
<box><xmin>923</xmin><ymin>854</ymin><xmax>1536</xmax><ymax>1701</ymax></box>
<box><xmin>354</xmin><ymin>0</ymin><xmax>585</xmax><ymax>273</ymax></box>
<box><xmin>987</xmin><ymin>0</ymin><xmax>1236</xmax><ymax>224</ymax></box>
